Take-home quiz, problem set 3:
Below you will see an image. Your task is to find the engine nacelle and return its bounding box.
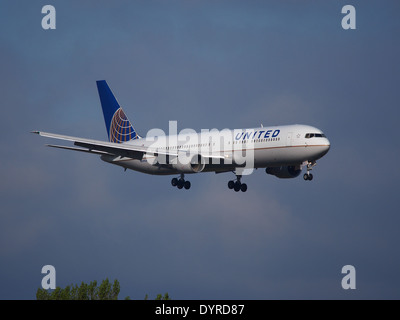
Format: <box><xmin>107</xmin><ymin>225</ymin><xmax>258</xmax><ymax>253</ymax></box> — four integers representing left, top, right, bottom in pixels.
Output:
<box><xmin>266</xmin><ymin>166</ymin><xmax>302</xmax><ymax>179</ymax></box>
<box><xmin>171</xmin><ymin>154</ymin><xmax>205</xmax><ymax>173</ymax></box>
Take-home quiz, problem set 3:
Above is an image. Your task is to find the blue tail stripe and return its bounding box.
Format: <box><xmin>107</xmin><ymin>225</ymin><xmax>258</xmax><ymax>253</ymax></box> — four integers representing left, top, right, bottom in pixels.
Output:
<box><xmin>96</xmin><ymin>80</ymin><xmax>120</xmax><ymax>138</ymax></box>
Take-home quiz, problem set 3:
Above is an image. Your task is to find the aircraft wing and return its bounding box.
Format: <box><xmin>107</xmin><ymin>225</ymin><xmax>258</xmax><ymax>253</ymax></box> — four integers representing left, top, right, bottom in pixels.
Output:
<box><xmin>33</xmin><ymin>131</ymin><xmax>167</xmax><ymax>160</ymax></box>
<box><xmin>32</xmin><ymin>131</ymin><xmax>225</xmax><ymax>162</ymax></box>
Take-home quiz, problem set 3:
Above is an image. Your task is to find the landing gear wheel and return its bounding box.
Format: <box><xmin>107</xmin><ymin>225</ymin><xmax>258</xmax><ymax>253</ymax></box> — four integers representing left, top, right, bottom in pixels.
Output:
<box><xmin>303</xmin><ymin>161</ymin><xmax>316</xmax><ymax>181</ymax></box>
<box><xmin>228</xmin><ymin>173</ymin><xmax>248</xmax><ymax>192</ymax></box>
<box><xmin>234</xmin><ymin>181</ymin><xmax>241</xmax><ymax>192</ymax></box>
<box><xmin>184</xmin><ymin>181</ymin><xmax>191</xmax><ymax>190</ymax></box>
<box><xmin>303</xmin><ymin>173</ymin><xmax>313</xmax><ymax>181</ymax></box>
<box><xmin>177</xmin><ymin>179</ymin><xmax>184</xmax><ymax>189</ymax></box>
<box><xmin>172</xmin><ymin>174</ymin><xmax>191</xmax><ymax>190</ymax></box>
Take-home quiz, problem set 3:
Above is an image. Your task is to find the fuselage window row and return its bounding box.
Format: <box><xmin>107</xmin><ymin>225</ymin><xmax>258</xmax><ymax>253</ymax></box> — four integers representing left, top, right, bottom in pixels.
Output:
<box><xmin>163</xmin><ymin>137</ymin><xmax>281</xmax><ymax>150</ymax></box>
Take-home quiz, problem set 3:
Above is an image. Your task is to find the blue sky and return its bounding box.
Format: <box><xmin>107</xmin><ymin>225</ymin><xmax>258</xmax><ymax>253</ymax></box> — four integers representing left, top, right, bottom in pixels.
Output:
<box><xmin>1</xmin><ymin>0</ymin><xmax>399</xmax><ymax>299</ymax></box>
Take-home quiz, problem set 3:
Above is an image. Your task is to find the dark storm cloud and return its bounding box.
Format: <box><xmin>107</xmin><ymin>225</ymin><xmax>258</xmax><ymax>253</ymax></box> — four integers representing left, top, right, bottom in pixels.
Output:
<box><xmin>1</xmin><ymin>0</ymin><xmax>399</xmax><ymax>299</ymax></box>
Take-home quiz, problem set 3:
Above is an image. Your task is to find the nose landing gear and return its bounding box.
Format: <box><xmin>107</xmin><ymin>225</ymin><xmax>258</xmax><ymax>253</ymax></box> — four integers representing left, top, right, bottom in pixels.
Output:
<box><xmin>303</xmin><ymin>161</ymin><xmax>316</xmax><ymax>181</ymax></box>
<box><xmin>228</xmin><ymin>175</ymin><xmax>247</xmax><ymax>192</ymax></box>
<box><xmin>303</xmin><ymin>173</ymin><xmax>313</xmax><ymax>181</ymax></box>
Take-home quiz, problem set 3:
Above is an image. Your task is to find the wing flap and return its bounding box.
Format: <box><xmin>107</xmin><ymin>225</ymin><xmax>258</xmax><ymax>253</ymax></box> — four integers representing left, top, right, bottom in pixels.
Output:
<box><xmin>46</xmin><ymin>144</ymin><xmax>113</xmax><ymax>156</ymax></box>
<box><xmin>74</xmin><ymin>141</ymin><xmax>144</xmax><ymax>159</ymax></box>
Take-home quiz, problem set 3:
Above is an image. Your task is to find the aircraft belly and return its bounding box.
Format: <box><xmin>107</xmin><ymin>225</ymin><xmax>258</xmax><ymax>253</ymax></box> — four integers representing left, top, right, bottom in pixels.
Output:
<box><xmin>99</xmin><ymin>144</ymin><xmax>328</xmax><ymax>174</ymax></box>
<box><xmin>254</xmin><ymin>146</ymin><xmax>311</xmax><ymax>167</ymax></box>
<box><xmin>254</xmin><ymin>145</ymin><xmax>330</xmax><ymax>167</ymax></box>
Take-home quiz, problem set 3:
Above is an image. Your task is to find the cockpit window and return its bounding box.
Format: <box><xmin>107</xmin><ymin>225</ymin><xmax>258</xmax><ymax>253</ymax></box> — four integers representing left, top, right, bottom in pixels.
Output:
<box><xmin>305</xmin><ymin>133</ymin><xmax>326</xmax><ymax>139</ymax></box>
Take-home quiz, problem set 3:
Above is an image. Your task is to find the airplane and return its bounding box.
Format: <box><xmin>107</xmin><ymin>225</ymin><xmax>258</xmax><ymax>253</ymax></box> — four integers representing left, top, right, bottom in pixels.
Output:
<box><xmin>32</xmin><ymin>80</ymin><xmax>330</xmax><ymax>192</ymax></box>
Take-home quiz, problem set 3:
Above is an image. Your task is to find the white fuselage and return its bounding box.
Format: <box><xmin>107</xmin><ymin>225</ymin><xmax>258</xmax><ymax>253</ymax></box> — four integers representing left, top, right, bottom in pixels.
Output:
<box><xmin>100</xmin><ymin>124</ymin><xmax>330</xmax><ymax>175</ymax></box>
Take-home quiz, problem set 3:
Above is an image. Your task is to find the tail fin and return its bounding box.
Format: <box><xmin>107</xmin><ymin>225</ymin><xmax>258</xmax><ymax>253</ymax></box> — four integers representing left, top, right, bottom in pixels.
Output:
<box><xmin>96</xmin><ymin>80</ymin><xmax>140</xmax><ymax>143</ymax></box>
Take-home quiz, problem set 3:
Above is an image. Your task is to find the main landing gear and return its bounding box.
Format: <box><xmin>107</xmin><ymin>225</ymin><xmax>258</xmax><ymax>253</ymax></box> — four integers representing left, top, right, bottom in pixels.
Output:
<box><xmin>228</xmin><ymin>175</ymin><xmax>247</xmax><ymax>192</ymax></box>
<box><xmin>303</xmin><ymin>161</ymin><xmax>316</xmax><ymax>181</ymax></box>
<box><xmin>171</xmin><ymin>174</ymin><xmax>191</xmax><ymax>190</ymax></box>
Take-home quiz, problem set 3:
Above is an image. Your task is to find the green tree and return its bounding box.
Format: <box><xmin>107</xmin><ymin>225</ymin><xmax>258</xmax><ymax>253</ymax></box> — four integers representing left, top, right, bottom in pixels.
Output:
<box><xmin>36</xmin><ymin>288</ymin><xmax>50</xmax><ymax>300</ymax></box>
<box><xmin>36</xmin><ymin>279</ymin><xmax>169</xmax><ymax>300</ymax></box>
<box><xmin>163</xmin><ymin>293</ymin><xmax>170</xmax><ymax>300</ymax></box>
<box><xmin>98</xmin><ymin>278</ymin><xmax>112</xmax><ymax>300</ymax></box>
<box><xmin>111</xmin><ymin>279</ymin><xmax>120</xmax><ymax>300</ymax></box>
<box><xmin>36</xmin><ymin>279</ymin><xmax>117</xmax><ymax>300</ymax></box>
<box><xmin>88</xmin><ymin>280</ymin><xmax>98</xmax><ymax>300</ymax></box>
<box><xmin>59</xmin><ymin>285</ymin><xmax>71</xmax><ymax>300</ymax></box>
<box><xmin>155</xmin><ymin>293</ymin><xmax>171</xmax><ymax>300</ymax></box>
<box><xmin>78</xmin><ymin>281</ymin><xmax>89</xmax><ymax>300</ymax></box>
<box><xmin>50</xmin><ymin>287</ymin><xmax>62</xmax><ymax>300</ymax></box>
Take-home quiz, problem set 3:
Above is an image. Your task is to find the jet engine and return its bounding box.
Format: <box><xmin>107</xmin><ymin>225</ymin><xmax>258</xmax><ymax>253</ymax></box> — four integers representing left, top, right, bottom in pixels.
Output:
<box><xmin>171</xmin><ymin>154</ymin><xmax>205</xmax><ymax>173</ymax></box>
<box><xmin>266</xmin><ymin>165</ymin><xmax>302</xmax><ymax>179</ymax></box>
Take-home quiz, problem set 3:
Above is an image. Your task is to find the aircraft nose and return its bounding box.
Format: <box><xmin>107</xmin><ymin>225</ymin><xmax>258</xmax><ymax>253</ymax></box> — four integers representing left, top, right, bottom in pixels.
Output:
<box><xmin>322</xmin><ymin>138</ymin><xmax>330</xmax><ymax>154</ymax></box>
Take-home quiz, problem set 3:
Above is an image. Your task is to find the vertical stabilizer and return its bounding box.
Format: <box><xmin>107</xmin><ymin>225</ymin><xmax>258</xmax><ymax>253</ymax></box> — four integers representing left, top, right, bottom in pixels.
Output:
<box><xmin>96</xmin><ymin>80</ymin><xmax>140</xmax><ymax>143</ymax></box>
